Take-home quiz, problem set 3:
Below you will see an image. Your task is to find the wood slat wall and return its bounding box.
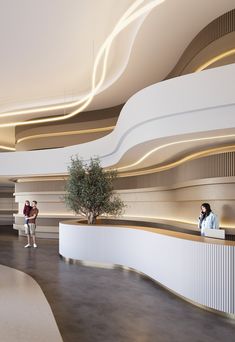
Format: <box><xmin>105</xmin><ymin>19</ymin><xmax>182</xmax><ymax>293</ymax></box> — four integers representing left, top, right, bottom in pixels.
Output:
<box><xmin>167</xmin><ymin>9</ymin><xmax>235</xmax><ymax>78</ymax></box>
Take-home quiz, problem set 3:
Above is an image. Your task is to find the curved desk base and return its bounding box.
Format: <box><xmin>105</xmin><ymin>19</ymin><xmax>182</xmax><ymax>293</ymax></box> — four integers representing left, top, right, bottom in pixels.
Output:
<box><xmin>59</xmin><ymin>222</ymin><xmax>235</xmax><ymax>317</ymax></box>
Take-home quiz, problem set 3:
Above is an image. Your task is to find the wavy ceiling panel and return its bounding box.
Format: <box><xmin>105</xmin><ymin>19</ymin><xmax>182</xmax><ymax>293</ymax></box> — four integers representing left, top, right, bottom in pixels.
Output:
<box><xmin>0</xmin><ymin>63</ymin><xmax>234</xmax><ymax>180</ymax></box>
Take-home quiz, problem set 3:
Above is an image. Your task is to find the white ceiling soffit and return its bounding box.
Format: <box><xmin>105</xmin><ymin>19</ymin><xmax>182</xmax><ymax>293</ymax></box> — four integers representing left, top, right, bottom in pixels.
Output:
<box><xmin>0</xmin><ymin>0</ymin><xmax>234</xmax><ymax>120</ymax></box>
<box><xmin>0</xmin><ymin>0</ymin><xmax>141</xmax><ymax>116</ymax></box>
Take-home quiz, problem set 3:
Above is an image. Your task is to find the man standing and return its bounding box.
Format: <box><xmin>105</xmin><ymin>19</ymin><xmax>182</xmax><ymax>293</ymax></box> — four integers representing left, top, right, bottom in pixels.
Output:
<box><xmin>24</xmin><ymin>200</ymin><xmax>39</xmax><ymax>248</ymax></box>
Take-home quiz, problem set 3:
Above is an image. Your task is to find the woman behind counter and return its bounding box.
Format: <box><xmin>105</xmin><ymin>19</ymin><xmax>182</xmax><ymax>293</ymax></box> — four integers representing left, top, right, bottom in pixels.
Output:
<box><xmin>198</xmin><ymin>203</ymin><xmax>219</xmax><ymax>236</ymax></box>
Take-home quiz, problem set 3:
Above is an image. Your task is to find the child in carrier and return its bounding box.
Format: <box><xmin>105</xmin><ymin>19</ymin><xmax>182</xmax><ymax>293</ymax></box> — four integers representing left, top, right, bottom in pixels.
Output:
<box><xmin>23</xmin><ymin>200</ymin><xmax>32</xmax><ymax>228</ymax></box>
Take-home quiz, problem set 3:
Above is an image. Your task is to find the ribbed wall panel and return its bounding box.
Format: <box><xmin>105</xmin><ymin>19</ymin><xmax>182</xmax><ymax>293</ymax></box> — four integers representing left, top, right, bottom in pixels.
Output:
<box><xmin>167</xmin><ymin>9</ymin><xmax>235</xmax><ymax>77</ymax></box>
<box><xmin>0</xmin><ymin>186</ymin><xmax>16</xmax><ymax>226</ymax></box>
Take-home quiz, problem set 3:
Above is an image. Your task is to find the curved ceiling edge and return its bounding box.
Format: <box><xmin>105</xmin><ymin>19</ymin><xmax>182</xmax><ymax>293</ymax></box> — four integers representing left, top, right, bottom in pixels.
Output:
<box><xmin>118</xmin><ymin>145</ymin><xmax>235</xmax><ymax>177</ymax></box>
<box><xmin>0</xmin><ymin>64</ymin><xmax>234</xmax><ymax>179</ymax></box>
<box><xmin>166</xmin><ymin>8</ymin><xmax>235</xmax><ymax>78</ymax></box>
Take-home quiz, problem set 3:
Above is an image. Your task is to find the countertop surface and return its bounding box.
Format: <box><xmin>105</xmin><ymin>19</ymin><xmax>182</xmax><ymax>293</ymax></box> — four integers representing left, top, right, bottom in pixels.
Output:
<box><xmin>60</xmin><ymin>220</ymin><xmax>235</xmax><ymax>246</ymax></box>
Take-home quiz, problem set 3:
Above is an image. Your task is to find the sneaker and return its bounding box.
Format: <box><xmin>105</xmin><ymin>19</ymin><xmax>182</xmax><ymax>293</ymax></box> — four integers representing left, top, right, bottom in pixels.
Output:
<box><xmin>24</xmin><ymin>244</ymin><xmax>31</xmax><ymax>248</ymax></box>
<box><xmin>33</xmin><ymin>243</ymin><xmax>37</xmax><ymax>248</ymax></box>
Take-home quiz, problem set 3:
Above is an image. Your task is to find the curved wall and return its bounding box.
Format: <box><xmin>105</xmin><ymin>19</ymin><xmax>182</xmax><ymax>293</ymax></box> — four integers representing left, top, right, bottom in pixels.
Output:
<box><xmin>117</xmin><ymin>152</ymin><xmax>235</xmax><ymax>234</ymax></box>
<box><xmin>167</xmin><ymin>8</ymin><xmax>235</xmax><ymax>77</ymax></box>
<box><xmin>14</xmin><ymin>151</ymin><xmax>235</xmax><ymax>237</ymax></box>
<box><xmin>0</xmin><ymin>64</ymin><xmax>235</xmax><ymax>178</ymax></box>
<box><xmin>0</xmin><ymin>186</ymin><xmax>17</xmax><ymax>227</ymax></box>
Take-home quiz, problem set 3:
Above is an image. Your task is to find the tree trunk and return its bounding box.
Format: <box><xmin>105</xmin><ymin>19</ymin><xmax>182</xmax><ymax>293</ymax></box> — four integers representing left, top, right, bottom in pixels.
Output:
<box><xmin>87</xmin><ymin>212</ymin><xmax>96</xmax><ymax>224</ymax></box>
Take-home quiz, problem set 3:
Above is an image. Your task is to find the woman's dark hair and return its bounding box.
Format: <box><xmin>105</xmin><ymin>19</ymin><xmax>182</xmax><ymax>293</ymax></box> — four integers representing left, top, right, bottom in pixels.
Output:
<box><xmin>201</xmin><ymin>203</ymin><xmax>212</xmax><ymax>216</ymax></box>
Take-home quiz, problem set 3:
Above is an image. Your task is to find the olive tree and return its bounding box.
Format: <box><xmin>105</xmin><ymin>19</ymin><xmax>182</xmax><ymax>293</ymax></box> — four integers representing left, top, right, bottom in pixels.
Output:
<box><xmin>64</xmin><ymin>157</ymin><xmax>125</xmax><ymax>224</ymax></box>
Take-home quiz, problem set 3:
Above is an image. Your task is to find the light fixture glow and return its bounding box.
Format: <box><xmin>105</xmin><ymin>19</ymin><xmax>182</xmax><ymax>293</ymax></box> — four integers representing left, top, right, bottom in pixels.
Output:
<box><xmin>1</xmin><ymin>0</ymin><xmax>146</xmax><ymax>119</ymax></box>
<box><xmin>16</xmin><ymin>126</ymin><xmax>115</xmax><ymax>144</ymax></box>
<box><xmin>123</xmin><ymin>215</ymin><xmax>234</xmax><ymax>229</ymax></box>
<box><xmin>195</xmin><ymin>48</ymin><xmax>235</xmax><ymax>72</ymax></box>
<box><xmin>0</xmin><ymin>0</ymin><xmax>165</xmax><ymax>128</ymax></box>
<box><xmin>16</xmin><ymin>177</ymin><xmax>67</xmax><ymax>183</ymax></box>
<box><xmin>0</xmin><ymin>145</ymin><xmax>16</xmax><ymax>151</ymax></box>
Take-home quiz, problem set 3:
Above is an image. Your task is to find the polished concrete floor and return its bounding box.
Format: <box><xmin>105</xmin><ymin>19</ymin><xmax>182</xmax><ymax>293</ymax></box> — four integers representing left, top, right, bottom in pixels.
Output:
<box><xmin>0</xmin><ymin>226</ymin><xmax>235</xmax><ymax>342</ymax></box>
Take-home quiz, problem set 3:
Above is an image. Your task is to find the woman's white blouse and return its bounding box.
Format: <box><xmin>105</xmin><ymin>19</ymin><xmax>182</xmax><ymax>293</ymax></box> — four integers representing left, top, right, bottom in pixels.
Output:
<box><xmin>198</xmin><ymin>212</ymin><xmax>219</xmax><ymax>235</ymax></box>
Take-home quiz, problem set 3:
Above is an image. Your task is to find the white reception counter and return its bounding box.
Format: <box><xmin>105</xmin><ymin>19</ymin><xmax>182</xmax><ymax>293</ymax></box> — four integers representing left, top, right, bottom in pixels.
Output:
<box><xmin>59</xmin><ymin>221</ymin><xmax>235</xmax><ymax>316</ymax></box>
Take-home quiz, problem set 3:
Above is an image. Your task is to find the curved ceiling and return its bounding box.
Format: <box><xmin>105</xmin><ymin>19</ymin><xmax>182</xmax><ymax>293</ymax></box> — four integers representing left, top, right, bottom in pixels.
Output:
<box><xmin>0</xmin><ymin>63</ymin><xmax>234</xmax><ymax>182</ymax></box>
<box><xmin>0</xmin><ymin>0</ymin><xmax>235</xmax><ymax>149</ymax></box>
<box><xmin>1</xmin><ymin>1</ymin><xmax>235</xmax><ymax>116</ymax></box>
<box><xmin>0</xmin><ymin>0</ymin><xmax>134</xmax><ymax>112</ymax></box>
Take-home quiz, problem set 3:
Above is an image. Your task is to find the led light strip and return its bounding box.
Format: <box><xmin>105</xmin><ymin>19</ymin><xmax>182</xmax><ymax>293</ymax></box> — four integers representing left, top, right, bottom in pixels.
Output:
<box><xmin>1</xmin><ymin>0</ymin><xmax>146</xmax><ymax>118</ymax></box>
<box><xmin>16</xmin><ymin>177</ymin><xmax>66</xmax><ymax>183</ymax></box>
<box><xmin>195</xmin><ymin>48</ymin><xmax>235</xmax><ymax>72</ymax></box>
<box><xmin>124</xmin><ymin>215</ymin><xmax>197</xmax><ymax>225</ymax></box>
<box><xmin>123</xmin><ymin>215</ymin><xmax>235</xmax><ymax>229</ymax></box>
<box><xmin>0</xmin><ymin>145</ymin><xmax>16</xmax><ymax>151</ymax></box>
<box><xmin>16</xmin><ymin>126</ymin><xmax>115</xmax><ymax>144</ymax></box>
<box><xmin>0</xmin><ymin>0</ymin><xmax>165</xmax><ymax>127</ymax></box>
<box><xmin>117</xmin><ymin>134</ymin><xmax>235</xmax><ymax>173</ymax></box>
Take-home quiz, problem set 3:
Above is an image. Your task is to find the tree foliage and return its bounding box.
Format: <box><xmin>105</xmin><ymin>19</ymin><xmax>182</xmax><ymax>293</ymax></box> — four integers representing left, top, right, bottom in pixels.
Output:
<box><xmin>64</xmin><ymin>157</ymin><xmax>125</xmax><ymax>224</ymax></box>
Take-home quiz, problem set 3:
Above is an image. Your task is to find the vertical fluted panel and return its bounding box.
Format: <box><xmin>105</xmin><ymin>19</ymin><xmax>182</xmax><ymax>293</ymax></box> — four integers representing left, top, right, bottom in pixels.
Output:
<box><xmin>192</xmin><ymin>243</ymin><xmax>235</xmax><ymax>314</ymax></box>
<box><xmin>167</xmin><ymin>9</ymin><xmax>235</xmax><ymax>78</ymax></box>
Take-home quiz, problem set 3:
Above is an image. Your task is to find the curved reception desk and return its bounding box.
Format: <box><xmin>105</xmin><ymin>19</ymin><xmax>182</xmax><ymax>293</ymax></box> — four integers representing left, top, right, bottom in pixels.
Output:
<box><xmin>59</xmin><ymin>221</ymin><xmax>235</xmax><ymax>316</ymax></box>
